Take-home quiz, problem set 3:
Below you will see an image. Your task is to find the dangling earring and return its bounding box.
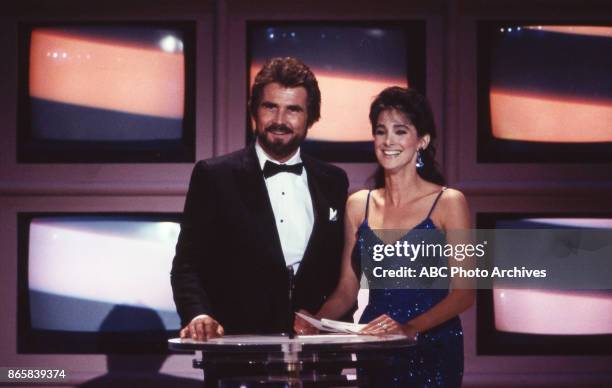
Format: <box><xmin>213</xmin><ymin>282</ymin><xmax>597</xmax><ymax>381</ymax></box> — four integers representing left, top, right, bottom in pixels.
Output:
<box><xmin>416</xmin><ymin>149</ymin><xmax>425</xmax><ymax>169</ymax></box>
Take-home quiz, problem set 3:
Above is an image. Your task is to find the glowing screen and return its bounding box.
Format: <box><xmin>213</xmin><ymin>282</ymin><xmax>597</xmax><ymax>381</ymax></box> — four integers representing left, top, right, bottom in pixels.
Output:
<box><xmin>493</xmin><ymin>218</ymin><xmax>612</xmax><ymax>335</ymax></box>
<box><xmin>27</xmin><ymin>216</ymin><xmax>181</xmax><ymax>332</ymax></box>
<box><xmin>488</xmin><ymin>25</ymin><xmax>612</xmax><ymax>143</ymax></box>
<box><xmin>28</xmin><ymin>26</ymin><xmax>185</xmax><ymax>142</ymax></box>
<box><xmin>477</xmin><ymin>23</ymin><xmax>612</xmax><ymax>163</ymax></box>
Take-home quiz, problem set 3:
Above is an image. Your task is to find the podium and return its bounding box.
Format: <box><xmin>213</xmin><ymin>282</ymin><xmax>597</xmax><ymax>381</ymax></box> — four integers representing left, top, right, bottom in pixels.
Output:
<box><xmin>169</xmin><ymin>334</ymin><xmax>415</xmax><ymax>387</ymax></box>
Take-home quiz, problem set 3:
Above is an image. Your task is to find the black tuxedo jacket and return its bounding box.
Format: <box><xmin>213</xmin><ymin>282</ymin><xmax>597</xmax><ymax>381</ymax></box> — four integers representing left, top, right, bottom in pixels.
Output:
<box><xmin>171</xmin><ymin>145</ymin><xmax>352</xmax><ymax>334</ymax></box>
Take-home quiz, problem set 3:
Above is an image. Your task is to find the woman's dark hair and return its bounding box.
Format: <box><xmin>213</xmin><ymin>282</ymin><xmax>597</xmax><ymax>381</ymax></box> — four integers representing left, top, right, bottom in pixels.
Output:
<box><xmin>368</xmin><ymin>86</ymin><xmax>445</xmax><ymax>187</ymax></box>
<box><xmin>249</xmin><ymin>57</ymin><xmax>321</xmax><ymax>128</ymax></box>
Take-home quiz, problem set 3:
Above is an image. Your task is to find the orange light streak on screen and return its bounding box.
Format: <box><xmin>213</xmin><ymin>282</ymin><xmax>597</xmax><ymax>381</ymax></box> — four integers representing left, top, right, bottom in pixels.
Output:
<box><xmin>524</xmin><ymin>25</ymin><xmax>612</xmax><ymax>38</ymax></box>
<box><xmin>490</xmin><ymin>88</ymin><xmax>612</xmax><ymax>142</ymax></box>
<box><xmin>250</xmin><ymin>63</ymin><xmax>407</xmax><ymax>142</ymax></box>
<box><xmin>29</xmin><ymin>29</ymin><xmax>184</xmax><ymax>119</ymax></box>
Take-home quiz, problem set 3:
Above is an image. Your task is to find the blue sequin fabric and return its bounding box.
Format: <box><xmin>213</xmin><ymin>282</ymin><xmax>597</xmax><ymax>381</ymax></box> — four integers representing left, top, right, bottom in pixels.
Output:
<box><xmin>355</xmin><ymin>191</ymin><xmax>464</xmax><ymax>388</ymax></box>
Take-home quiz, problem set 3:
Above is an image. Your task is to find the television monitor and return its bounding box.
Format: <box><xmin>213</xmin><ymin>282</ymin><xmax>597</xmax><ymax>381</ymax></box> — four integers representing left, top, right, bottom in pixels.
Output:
<box><xmin>17</xmin><ymin>213</ymin><xmax>182</xmax><ymax>353</ymax></box>
<box><xmin>477</xmin><ymin>22</ymin><xmax>612</xmax><ymax>163</ymax></box>
<box><xmin>476</xmin><ymin>213</ymin><xmax>612</xmax><ymax>355</ymax></box>
<box><xmin>17</xmin><ymin>22</ymin><xmax>196</xmax><ymax>163</ymax></box>
<box><xmin>247</xmin><ymin>21</ymin><xmax>426</xmax><ymax>162</ymax></box>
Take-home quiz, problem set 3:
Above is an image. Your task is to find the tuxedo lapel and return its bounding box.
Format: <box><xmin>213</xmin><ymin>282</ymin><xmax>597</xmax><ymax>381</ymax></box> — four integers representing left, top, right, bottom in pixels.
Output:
<box><xmin>296</xmin><ymin>157</ymin><xmax>331</xmax><ymax>278</ymax></box>
<box><xmin>235</xmin><ymin>145</ymin><xmax>286</xmax><ymax>269</ymax></box>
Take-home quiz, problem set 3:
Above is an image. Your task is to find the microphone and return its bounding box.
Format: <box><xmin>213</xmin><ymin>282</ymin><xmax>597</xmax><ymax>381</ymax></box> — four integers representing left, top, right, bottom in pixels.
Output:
<box><xmin>286</xmin><ymin>260</ymin><xmax>302</xmax><ymax>339</ymax></box>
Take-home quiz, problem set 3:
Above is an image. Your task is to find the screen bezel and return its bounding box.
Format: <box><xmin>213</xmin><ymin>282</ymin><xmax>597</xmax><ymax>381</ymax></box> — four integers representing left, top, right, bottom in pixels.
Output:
<box><xmin>17</xmin><ymin>212</ymin><xmax>183</xmax><ymax>354</ymax></box>
<box><xmin>476</xmin><ymin>212</ymin><xmax>612</xmax><ymax>355</ymax></box>
<box><xmin>476</xmin><ymin>20</ymin><xmax>612</xmax><ymax>164</ymax></box>
<box><xmin>245</xmin><ymin>20</ymin><xmax>427</xmax><ymax>163</ymax></box>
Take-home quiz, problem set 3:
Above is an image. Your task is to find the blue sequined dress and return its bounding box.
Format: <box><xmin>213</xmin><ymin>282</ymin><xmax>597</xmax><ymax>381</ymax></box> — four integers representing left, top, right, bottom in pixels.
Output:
<box><xmin>355</xmin><ymin>189</ymin><xmax>464</xmax><ymax>388</ymax></box>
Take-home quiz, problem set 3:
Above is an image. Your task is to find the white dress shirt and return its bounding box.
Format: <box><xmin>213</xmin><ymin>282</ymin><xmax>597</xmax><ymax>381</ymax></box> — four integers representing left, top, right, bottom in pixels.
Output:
<box><xmin>255</xmin><ymin>142</ymin><xmax>314</xmax><ymax>271</ymax></box>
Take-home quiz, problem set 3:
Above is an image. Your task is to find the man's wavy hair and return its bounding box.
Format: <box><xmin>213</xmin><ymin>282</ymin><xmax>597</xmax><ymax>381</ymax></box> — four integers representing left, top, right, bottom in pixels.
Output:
<box><xmin>249</xmin><ymin>57</ymin><xmax>321</xmax><ymax>128</ymax></box>
<box><xmin>369</xmin><ymin>86</ymin><xmax>445</xmax><ymax>187</ymax></box>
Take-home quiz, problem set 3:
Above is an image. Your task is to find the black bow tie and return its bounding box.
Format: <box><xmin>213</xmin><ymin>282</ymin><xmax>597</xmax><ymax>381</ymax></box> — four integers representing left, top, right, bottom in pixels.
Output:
<box><xmin>263</xmin><ymin>160</ymin><xmax>304</xmax><ymax>178</ymax></box>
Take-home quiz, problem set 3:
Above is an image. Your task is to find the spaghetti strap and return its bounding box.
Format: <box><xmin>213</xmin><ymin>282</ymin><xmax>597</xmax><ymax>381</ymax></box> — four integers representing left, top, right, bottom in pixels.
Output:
<box><xmin>426</xmin><ymin>187</ymin><xmax>447</xmax><ymax>219</ymax></box>
<box><xmin>364</xmin><ymin>190</ymin><xmax>373</xmax><ymax>225</ymax></box>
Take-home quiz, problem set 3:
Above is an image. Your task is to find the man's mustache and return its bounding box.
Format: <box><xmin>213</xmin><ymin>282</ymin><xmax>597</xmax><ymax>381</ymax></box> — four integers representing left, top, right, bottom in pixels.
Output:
<box><xmin>265</xmin><ymin>124</ymin><xmax>292</xmax><ymax>134</ymax></box>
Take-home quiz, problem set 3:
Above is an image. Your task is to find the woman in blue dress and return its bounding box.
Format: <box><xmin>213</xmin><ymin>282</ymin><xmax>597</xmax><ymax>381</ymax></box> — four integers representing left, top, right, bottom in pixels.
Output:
<box><xmin>296</xmin><ymin>86</ymin><xmax>474</xmax><ymax>387</ymax></box>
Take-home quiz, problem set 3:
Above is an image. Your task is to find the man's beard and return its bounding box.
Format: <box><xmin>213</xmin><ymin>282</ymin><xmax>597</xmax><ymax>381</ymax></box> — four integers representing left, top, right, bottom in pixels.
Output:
<box><xmin>256</xmin><ymin>123</ymin><xmax>306</xmax><ymax>160</ymax></box>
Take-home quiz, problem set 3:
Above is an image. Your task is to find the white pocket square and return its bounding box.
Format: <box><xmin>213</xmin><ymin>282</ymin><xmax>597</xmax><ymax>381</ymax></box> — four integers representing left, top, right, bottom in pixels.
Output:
<box><xmin>329</xmin><ymin>207</ymin><xmax>338</xmax><ymax>222</ymax></box>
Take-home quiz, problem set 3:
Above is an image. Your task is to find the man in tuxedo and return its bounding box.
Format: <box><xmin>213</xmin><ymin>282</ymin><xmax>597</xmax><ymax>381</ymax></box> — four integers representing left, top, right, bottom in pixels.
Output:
<box><xmin>171</xmin><ymin>57</ymin><xmax>352</xmax><ymax>342</ymax></box>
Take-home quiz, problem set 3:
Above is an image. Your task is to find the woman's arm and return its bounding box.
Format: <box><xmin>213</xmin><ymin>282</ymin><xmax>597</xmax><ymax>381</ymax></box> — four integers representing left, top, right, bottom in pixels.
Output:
<box><xmin>294</xmin><ymin>193</ymin><xmax>363</xmax><ymax>333</ymax></box>
<box><xmin>313</xmin><ymin>192</ymin><xmax>365</xmax><ymax>320</ymax></box>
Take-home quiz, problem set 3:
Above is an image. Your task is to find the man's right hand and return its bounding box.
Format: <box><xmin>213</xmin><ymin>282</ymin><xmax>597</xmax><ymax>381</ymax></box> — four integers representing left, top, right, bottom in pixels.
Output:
<box><xmin>180</xmin><ymin>314</ymin><xmax>224</xmax><ymax>341</ymax></box>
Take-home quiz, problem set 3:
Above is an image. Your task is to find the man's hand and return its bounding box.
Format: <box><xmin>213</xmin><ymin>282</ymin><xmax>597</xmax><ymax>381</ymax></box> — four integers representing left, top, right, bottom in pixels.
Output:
<box><xmin>293</xmin><ymin>309</ymin><xmax>320</xmax><ymax>335</ymax></box>
<box><xmin>180</xmin><ymin>314</ymin><xmax>224</xmax><ymax>341</ymax></box>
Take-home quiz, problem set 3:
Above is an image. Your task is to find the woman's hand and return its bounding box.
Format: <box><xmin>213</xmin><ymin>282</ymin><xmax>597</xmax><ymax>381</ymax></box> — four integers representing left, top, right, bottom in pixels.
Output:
<box><xmin>360</xmin><ymin>314</ymin><xmax>403</xmax><ymax>335</ymax></box>
<box><xmin>401</xmin><ymin>322</ymin><xmax>419</xmax><ymax>340</ymax></box>
<box><xmin>360</xmin><ymin>314</ymin><xmax>419</xmax><ymax>339</ymax></box>
<box><xmin>293</xmin><ymin>309</ymin><xmax>320</xmax><ymax>335</ymax></box>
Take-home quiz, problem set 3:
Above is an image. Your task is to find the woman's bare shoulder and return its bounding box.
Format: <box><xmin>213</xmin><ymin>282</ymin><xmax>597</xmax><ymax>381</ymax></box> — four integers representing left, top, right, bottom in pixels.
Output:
<box><xmin>436</xmin><ymin>188</ymin><xmax>470</xmax><ymax>229</ymax></box>
<box><xmin>346</xmin><ymin>189</ymin><xmax>371</xmax><ymax>224</ymax></box>
<box><xmin>441</xmin><ymin>187</ymin><xmax>467</xmax><ymax>204</ymax></box>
